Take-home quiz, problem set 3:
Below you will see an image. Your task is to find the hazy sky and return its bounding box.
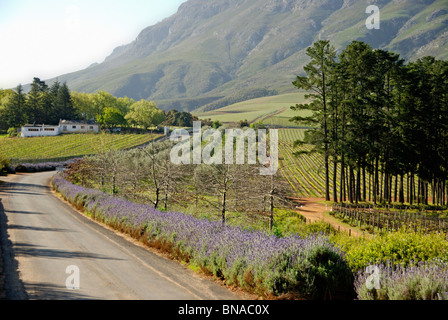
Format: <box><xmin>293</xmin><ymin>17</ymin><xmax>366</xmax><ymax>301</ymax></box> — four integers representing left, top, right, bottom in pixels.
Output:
<box><xmin>0</xmin><ymin>0</ymin><xmax>187</xmax><ymax>89</ymax></box>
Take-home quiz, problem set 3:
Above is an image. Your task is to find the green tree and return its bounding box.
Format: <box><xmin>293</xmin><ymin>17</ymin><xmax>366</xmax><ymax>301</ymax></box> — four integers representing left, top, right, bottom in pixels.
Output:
<box><xmin>291</xmin><ymin>40</ymin><xmax>337</xmax><ymax>201</ymax></box>
<box><xmin>54</xmin><ymin>82</ymin><xmax>77</xmax><ymax>121</ymax></box>
<box><xmin>338</xmin><ymin>41</ymin><xmax>378</xmax><ymax>203</ymax></box>
<box><xmin>71</xmin><ymin>91</ymin><xmax>97</xmax><ymax>121</ymax></box>
<box><xmin>92</xmin><ymin>91</ymin><xmax>118</xmax><ymax>118</ymax></box>
<box><xmin>0</xmin><ymin>89</ymin><xmax>16</xmax><ymax>130</ymax></box>
<box><xmin>116</xmin><ymin>96</ymin><xmax>135</xmax><ymax>115</ymax></box>
<box><xmin>25</xmin><ymin>77</ymin><xmax>47</xmax><ymax>124</ymax></box>
<box><xmin>212</xmin><ymin>120</ymin><xmax>222</xmax><ymax>129</ymax></box>
<box><xmin>5</xmin><ymin>85</ymin><xmax>27</xmax><ymax>128</ymax></box>
<box><xmin>125</xmin><ymin>100</ymin><xmax>165</xmax><ymax>130</ymax></box>
<box><xmin>98</xmin><ymin>107</ymin><xmax>127</xmax><ymax>129</ymax></box>
<box><xmin>163</xmin><ymin>109</ymin><xmax>197</xmax><ymax>127</ymax></box>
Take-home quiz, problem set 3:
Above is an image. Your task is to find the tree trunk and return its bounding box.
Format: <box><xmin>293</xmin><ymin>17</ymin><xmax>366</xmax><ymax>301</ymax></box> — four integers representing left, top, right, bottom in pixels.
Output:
<box><xmin>221</xmin><ymin>191</ymin><xmax>227</xmax><ymax>226</ymax></box>
<box><xmin>349</xmin><ymin>165</ymin><xmax>354</xmax><ymax>204</ymax></box>
<box><xmin>340</xmin><ymin>155</ymin><xmax>346</xmax><ymax>202</ymax></box>
<box><xmin>356</xmin><ymin>166</ymin><xmax>361</xmax><ymax>204</ymax></box>
<box><xmin>399</xmin><ymin>174</ymin><xmax>404</xmax><ymax>204</ymax></box>
<box><xmin>154</xmin><ymin>187</ymin><xmax>160</xmax><ymax>209</ymax></box>
<box><xmin>112</xmin><ymin>174</ymin><xmax>117</xmax><ymax>195</ymax></box>
<box><xmin>333</xmin><ymin>159</ymin><xmax>338</xmax><ymax>203</ymax></box>
<box><xmin>374</xmin><ymin>157</ymin><xmax>379</xmax><ymax>204</ymax></box>
<box><xmin>394</xmin><ymin>175</ymin><xmax>398</xmax><ymax>203</ymax></box>
<box><xmin>269</xmin><ymin>193</ymin><xmax>274</xmax><ymax>231</ymax></box>
<box><xmin>164</xmin><ymin>188</ymin><xmax>168</xmax><ymax>211</ymax></box>
<box><xmin>432</xmin><ymin>178</ymin><xmax>436</xmax><ymax>206</ymax></box>
<box><xmin>362</xmin><ymin>166</ymin><xmax>366</xmax><ymax>202</ymax></box>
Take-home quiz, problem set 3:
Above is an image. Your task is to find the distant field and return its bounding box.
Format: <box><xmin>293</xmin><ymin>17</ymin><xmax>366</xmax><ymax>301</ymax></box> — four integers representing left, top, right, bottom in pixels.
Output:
<box><xmin>194</xmin><ymin>93</ymin><xmax>310</xmax><ymax>125</ymax></box>
<box><xmin>262</xmin><ymin>106</ymin><xmax>313</xmax><ymax>128</ymax></box>
<box><xmin>278</xmin><ymin>128</ymin><xmax>327</xmax><ymax>198</ymax></box>
<box><xmin>0</xmin><ymin>133</ymin><xmax>160</xmax><ymax>163</ymax></box>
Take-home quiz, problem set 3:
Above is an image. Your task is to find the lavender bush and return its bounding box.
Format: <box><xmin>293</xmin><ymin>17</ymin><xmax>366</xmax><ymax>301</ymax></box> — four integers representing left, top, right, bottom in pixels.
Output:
<box><xmin>13</xmin><ymin>159</ymin><xmax>79</xmax><ymax>173</ymax></box>
<box><xmin>355</xmin><ymin>260</ymin><xmax>448</xmax><ymax>300</ymax></box>
<box><xmin>52</xmin><ymin>174</ymin><xmax>354</xmax><ymax>299</ymax></box>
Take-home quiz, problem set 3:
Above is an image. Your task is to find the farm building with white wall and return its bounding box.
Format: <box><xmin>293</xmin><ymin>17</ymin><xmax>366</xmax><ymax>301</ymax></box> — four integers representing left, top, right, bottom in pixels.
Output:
<box><xmin>20</xmin><ymin>124</ymin><xmax>61</xmax><ymax>137</ymax></box>
<box><xmin>59</xmin><ymin>120</ymin><xmax>100</xmax><ymax>134</ymax></box>
<box><xmin>20</xmin><ymin>120</ymin><xmax>100</xmax><ymax>138</ymax></box>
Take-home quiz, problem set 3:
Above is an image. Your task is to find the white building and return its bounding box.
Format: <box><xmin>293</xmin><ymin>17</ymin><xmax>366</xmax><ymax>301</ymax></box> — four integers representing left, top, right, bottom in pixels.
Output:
<box><xmin>21</xmin><ymin>120</ymin><xmax>100</xmax><ymax>138</ymax></box>
<box><xmin>21</xmin><ymin>124</ymin><xmax>60</xmax><ymax>137</ymax></box>
<box><xmin>59</xmin><ymin>120</ymin><xmax>100</xmax><ymax>134</ymax></box>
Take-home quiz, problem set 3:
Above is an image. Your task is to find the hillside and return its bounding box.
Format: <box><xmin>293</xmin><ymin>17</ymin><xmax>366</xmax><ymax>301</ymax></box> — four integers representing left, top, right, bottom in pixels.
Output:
<box><xmin>43</xmin><ymin>0</ymin><xmax>448</xmax><ymax>111</ymax></box>
<box><xmin>193</xmin><ymin>92</ymin><xmax>311</xmax><ymax>126</ymax></box>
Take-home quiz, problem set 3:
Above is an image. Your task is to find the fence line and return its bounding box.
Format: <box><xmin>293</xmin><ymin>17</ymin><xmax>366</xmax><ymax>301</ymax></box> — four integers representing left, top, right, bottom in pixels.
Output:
<box><xmin>331</xmin><ymin>203</ymin><xmax>448</xmax><ymax>235</ymax></box>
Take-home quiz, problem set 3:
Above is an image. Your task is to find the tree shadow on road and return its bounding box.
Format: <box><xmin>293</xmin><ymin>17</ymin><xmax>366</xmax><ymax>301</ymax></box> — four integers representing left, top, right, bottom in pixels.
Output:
<box><xmin>12</xmin><ymin>242</ymin><xmax>124</xmax><ymax>261</ymax></box>
<box><xmin>0</xmin><ymin>198</ymin><xmax>123</xmax><ymax>300</ymax></box>
<box><xmin>0</xmin><ymin>198</ymin><xmax>27</xmax><ymax>300</ymax></box>
<box><xmin>19</xmin><ymin>282</ymin><xmax>94</xmax><ymax>300</ymax></box>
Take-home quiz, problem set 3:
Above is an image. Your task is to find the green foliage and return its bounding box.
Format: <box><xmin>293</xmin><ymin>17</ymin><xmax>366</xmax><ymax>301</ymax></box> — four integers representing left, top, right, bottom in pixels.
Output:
<box><xmin>290</xmin><ymin>242</ymin><xmax>354</xmax><ymax>299</ymax></box>
<box><xmin>0</xmin><ymin>154</ymin><xmax>9</xmax><ymax>173</ymax></box>
<box><xmin>211</xmin><ymin>120</ymin><xmax>222</xmax><ymax>129</ymax></box>
<box><xmin>97</xmin><ymin>107</ymin><xmax>127</xmax><ymax>129</ymax></box>
<box><xmin>71</xmin><ymin>91</ymin><xmax>135</xmax><ymax>122</ymax></box>
<box><xmin>163</xmin><ymin>109</ymin><xmax>197</xmax><ymax>127</ymax></box>
<box><xmin>0</xmin><ymin>85</ymin><xmax>26</xmax><ymax>130</ymax></box>
<box><xmin>250</xmin><ymin>121</ymin><xmax>267</xmax><ymax>130</ymax></box>
<box><xmin>244</xmin><ymin>236</ymin><xmax>355</xmax><ymax>299</ymax></box>
<box><xmin>239</xmin><ymin>120</ymin><xmax>249</xmax><ymax>128</ymax></box>
<box><xmin>290</xmin><ymin>39</ymin><xmax>448</xmax><ymax>206</ymax></box>
<box><xmin>125</xmin><ymin>100</ymin><xmax>165</xmax><ymax>130</ymax></box>
<box><xmin>7</xmin><ymin>127</ymin><xmax>18</xmax><ymax>137</ymax></box>
<box><xmin>272</xmin><ymin>209</ymin><xmax>336</xmax><ymax>239</ymax></box>
<box><xmin>333</xmin><ymin>230</ymin><xmax>448</xmax><ymax>272</ymax></box>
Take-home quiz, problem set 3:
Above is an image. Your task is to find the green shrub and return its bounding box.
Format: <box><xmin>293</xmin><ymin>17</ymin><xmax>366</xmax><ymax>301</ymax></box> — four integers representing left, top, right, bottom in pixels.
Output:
<box><xmin>334</xmin><ymin>230</ymin><xmax>448</xmax><ymax>272</ymax></box>
<box><xmin>0</xmin><ymin>154</ymin><xmax>9</xmax><ymax>173</ymax></box>
<box><xmin>7</xmin><ymin>127</ymin><xmax>18</xmax><ymax>137</ymax></box>
<box><xmin>273</xmin><ymin>209</ymin><xmax>335</xmax><ymax>239</ymax></box>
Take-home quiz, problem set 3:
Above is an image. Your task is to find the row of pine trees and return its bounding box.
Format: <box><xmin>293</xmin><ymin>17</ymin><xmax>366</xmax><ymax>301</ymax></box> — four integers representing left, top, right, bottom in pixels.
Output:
<box><xmin>1</xmin><ymin>78</ymin><xmax>76</xmax><ymax>130</ymax></box>
<box><xmin>292</xmin><ymin>40</ymin><xmax>448</xmax><ymax>206</ymax></box>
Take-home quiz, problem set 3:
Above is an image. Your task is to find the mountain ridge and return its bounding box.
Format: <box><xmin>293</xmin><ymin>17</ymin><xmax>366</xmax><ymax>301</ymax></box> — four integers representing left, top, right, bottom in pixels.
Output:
<box><xmin>39</xmin><ymin>0</ymin><xmax>448</xmax><ymax>112</ymax></box>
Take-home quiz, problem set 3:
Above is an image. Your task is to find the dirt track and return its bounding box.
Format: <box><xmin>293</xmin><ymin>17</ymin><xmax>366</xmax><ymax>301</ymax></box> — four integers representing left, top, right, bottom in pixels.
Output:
<box><xmin>294</xmin><ymin>198</ymin><xmax>362</xmax><ymax>237</ymax></box>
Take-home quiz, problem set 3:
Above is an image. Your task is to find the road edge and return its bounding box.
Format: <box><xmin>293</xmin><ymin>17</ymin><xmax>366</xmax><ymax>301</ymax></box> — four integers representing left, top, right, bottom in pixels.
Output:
<box><xmin>48</xmin><ymin>174</ymin><xmax>259</xmax><ymax>301</ymax></box>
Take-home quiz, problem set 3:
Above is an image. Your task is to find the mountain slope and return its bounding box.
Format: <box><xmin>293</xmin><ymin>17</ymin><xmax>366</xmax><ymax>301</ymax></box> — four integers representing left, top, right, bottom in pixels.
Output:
<box><xmin>46</xmin><ymin>0</ymin><xmax>448</xmax><ymax>111</ymax></box>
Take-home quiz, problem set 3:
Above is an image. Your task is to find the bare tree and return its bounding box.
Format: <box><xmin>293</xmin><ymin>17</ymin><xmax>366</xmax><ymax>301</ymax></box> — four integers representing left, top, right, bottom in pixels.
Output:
<box><xmin>119</xmin><ymin>149</ymin><xmax>147</xmax><ymax>201</ymax></box>
<box><xmin>194</xmin><ymin>163</ymin><xmax>249</xmax><ymax>225</ymax></box>
<box><xmin>156</xmin><ymin>147</ymin><xmax>186</xmax><ymax>211</ymax></box>
<box><xmin>141</xmin><ymin>141</ymin><xmax>178</xmax><ymax>209</ymax></box>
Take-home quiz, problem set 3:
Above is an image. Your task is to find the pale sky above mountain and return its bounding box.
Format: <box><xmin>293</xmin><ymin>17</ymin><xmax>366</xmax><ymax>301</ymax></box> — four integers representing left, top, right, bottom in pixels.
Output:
<box><xmin>0</xmin><ymin>0</ymin><xmax>187</xmax><ymax>89</ymax></box>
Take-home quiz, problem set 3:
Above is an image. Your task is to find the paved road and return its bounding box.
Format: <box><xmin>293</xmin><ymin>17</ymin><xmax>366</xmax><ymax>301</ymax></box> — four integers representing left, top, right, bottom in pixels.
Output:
<box><xmin>0</xmin><ymin>172</ymin><xmax>241</xmax><ymax>300</ymax></box>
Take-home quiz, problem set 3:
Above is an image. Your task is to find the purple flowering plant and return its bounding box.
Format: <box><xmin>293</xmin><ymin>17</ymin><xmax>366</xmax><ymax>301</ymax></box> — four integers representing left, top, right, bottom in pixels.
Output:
<box><xmin>52</xmin><ymin>173</ymin><xmax>354</xmax><ymax>299</ymax></box>
<box><xmin>355</xmin><ymin>260</ymin><xmax>448</xmax><ymax>300</ymax></box>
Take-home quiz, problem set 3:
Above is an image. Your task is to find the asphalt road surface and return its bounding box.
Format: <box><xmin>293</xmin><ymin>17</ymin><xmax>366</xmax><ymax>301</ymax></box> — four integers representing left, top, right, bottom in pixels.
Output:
<box><xmin>0</xmin><ymin>171</ymin><xmax>241</xmax><ymax>300</ymax></box>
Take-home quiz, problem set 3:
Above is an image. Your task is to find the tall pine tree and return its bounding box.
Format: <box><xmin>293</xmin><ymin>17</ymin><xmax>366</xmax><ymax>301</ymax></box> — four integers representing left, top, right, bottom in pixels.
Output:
<box><xmin>291</xmin><ymin>40</ymin><xmax>337</xmax><ymax>202</ymax></box>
